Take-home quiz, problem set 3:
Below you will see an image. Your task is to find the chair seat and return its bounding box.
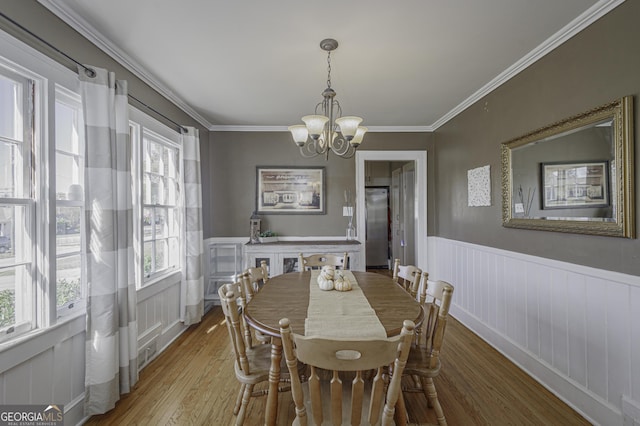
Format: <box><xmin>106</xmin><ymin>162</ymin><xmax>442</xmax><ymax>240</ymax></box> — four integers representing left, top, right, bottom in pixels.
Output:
<box><xmin>403</xmin><ymin>346</ymin><xmax>441</xmax><ymax>378</ymax></box>
<box><xmin>233</xmin><ymin>344</ymin><xmax>272</xmax><ymax>384</ymax></box>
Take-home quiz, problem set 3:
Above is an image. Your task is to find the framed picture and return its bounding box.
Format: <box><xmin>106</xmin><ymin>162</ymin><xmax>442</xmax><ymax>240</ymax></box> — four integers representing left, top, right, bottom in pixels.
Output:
<box><xmin>256</xmin><ymin>166</ymin><xmax>325</xmax><ymax>214</ymax></box>
<box><xmin>541</xmin><ymin>161</ymin><xmax>609</xmax><ymax>209</ymax></box>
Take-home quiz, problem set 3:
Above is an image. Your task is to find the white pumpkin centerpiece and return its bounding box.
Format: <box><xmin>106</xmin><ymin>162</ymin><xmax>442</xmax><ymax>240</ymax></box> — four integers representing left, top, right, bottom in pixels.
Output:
<box><xmin>334</xmin><ymin>270</ymin><xmax>352</xmax><ymax>292</ymax></box>
<box><xmin>321</xmin><ymin>265</ymin><xmax>335</xmax><ymax>279</ymax></box>
<box><xmin>317</xmin><ymin>265</ymin><xmax>335</xmax><ymax>291</ymax></box>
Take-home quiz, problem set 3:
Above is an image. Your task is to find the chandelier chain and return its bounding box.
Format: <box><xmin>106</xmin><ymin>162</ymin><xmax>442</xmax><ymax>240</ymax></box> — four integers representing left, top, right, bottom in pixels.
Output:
<box><xmin>326</xmin><ymin>51</ymin><xmax>332</xmax><ymax>89</ymax></box>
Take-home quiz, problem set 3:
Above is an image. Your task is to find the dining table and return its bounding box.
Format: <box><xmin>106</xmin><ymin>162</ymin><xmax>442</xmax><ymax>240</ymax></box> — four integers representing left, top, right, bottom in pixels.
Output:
<box><xmin>244</xmin><ymin>270</ymin><xmax>424</xmax><ymax>426</ymax></box>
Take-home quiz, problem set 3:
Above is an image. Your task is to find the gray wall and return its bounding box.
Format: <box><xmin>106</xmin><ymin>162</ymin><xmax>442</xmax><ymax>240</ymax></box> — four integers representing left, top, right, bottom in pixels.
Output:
<box><xmin>205</xmin><ymin>131</ymin><xmax>432</xmax><ymax>237</ymax></box>
<box><xmin>434</xmin><ymin>0</ymin><xmax>640</xmax><ymax>276</ymax></box>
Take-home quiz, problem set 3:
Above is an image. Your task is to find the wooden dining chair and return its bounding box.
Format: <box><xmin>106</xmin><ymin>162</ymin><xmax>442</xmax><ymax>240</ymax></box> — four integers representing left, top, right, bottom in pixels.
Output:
<box><xmin>402</xmin><ymin>278</ymin><xmax>454</xmax><ymax>426</ymax></box>
<box><xmin>298</xmin><ymin>252</ymin><xmax>349</xmax><ymax>271</ymax></box>
<box><xmin>392</xmin><ymin>258</ymin><xmax>422</xmax><ymax>299</ymax></box>
<box><xmin>241</xmin><ymin>260</ymin><xmax>269</xmax><ymax>303</ymax></box>
<box><xmin>218</xmin><ymin>282</ymin><xmax>291</xmax><ymax>425</ymax></box>
<box><xmin>240</xmin><ymin>261</ymin><xmax>270</xmax><ymax>344</ymax></box>
<box><xmin>280</xmin><ymin>317</ymin><xmax>415</xmax><ymax>426</ymax></box>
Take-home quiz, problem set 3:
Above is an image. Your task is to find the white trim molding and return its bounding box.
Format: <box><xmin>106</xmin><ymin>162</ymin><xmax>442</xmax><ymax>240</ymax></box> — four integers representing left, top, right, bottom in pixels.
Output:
<box><xmin>356</xmin><ymin>151</ymin><xmax>428</xmax><ymax>272</ymax></box>
<box><xmin>209</xmin><ymin>125</ymin><xmax>434</xmax><ymax>133</ymax></box>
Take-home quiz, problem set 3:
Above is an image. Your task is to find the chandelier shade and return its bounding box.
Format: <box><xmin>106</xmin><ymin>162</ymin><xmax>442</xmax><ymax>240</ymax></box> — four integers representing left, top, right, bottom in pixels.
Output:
<box><xmin>301</xmin><ymin>115</ymin><xmax>329</xmax><ymax>139</ymax></box>
<box><xmin>350</xmin><ymin>126</ymin><xmax>368</xmax><ymax>148</ymax></box>
<box><xmin>335</xmin><ymin>116</ymin><xmax>363</xmax><ymax>140</ymax></box>
<box><xmin>289</xmin><ymin>39</ymin><xmax>366</xmax><ymax>159</ymax></box>
<box><xmin>288</xmin><ymin>124</ymin><xmax>308</xmax><ymax>147</ymax></box>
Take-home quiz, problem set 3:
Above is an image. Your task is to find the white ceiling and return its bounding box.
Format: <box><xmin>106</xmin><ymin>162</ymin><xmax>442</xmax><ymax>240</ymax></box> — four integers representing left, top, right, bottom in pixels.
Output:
<box><xmin>40</xmin><ymin>0</ymin><xmax>620</xmax><ymax>131</ymax></box>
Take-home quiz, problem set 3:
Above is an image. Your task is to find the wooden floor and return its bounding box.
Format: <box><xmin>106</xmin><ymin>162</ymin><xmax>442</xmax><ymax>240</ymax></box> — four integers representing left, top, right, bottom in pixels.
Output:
<box><xmin>84</xmin><ymin>302</ymin><xmax>590</xmax><ymax>426</ymax></box>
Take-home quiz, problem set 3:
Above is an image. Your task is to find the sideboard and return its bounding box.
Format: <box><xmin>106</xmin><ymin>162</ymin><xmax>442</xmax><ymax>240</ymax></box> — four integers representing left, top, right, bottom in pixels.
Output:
<box><xmin>243</xmin><ymin>240</ymin><xmax>363</xmax><ymax>276</ymax></box>
<box><xmin>204</xmin><ymin>239</ymin><xmax>363</xmax><ymax>306</ymax></box>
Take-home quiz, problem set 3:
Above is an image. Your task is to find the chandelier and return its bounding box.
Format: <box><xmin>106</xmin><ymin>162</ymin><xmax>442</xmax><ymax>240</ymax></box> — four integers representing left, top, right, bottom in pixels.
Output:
<box><xmin>288</xmin><ymin>39</ymin><xmax>367</xmax><ymax>159</ymax></box>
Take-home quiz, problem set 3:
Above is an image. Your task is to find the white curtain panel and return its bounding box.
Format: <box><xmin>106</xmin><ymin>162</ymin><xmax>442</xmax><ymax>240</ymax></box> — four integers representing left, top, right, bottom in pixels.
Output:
<box><xmin>78</xmin><ymin>65</ymin><xmax>138</xmax><ymax>415</ymax></box>
<box><xmin>181</xmin><ymin>127</ymin><xmax>204</xmax><ymax>325</ymax></box>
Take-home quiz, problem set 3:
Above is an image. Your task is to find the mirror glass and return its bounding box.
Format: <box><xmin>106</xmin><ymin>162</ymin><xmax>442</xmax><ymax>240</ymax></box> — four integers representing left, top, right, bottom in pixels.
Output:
<box><xmin>501</xmin><ymin>96</ymin><xmax>634</xmax><ymax>238</ymax></box>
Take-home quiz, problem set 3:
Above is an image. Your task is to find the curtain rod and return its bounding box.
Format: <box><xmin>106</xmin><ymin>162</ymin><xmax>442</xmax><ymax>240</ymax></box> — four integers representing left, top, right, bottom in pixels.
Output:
<box><xmin>0</xmin><ymin>11</ymin><xmax>188</xmax><ymax>134</ymax></box>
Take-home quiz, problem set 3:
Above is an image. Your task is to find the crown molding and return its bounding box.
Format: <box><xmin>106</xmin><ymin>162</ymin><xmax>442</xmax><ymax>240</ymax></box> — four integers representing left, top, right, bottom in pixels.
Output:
<box><xmin>431</xmin><ymin>0</ymin><xmax>626</xmax><ymax>130</ymax></box>
<box><xmin>362</xmin><ymin>126</ymin><xmax>434</xmax><ymax>133</ymax></box>
<box><xmin>208</xmin><ymin>125</ymin><xmax>434</xmax><ymax>132</ymax></box>
<box><xmin>209</xmin><ymin>125</ymin><xmax>289</xmax><ymax>132</ymax></box>
<box><xmin>38</xmin><ymin>0</ymin><xmax>624</xmax><ymax>133</ymax></box>
<box><xmin>37</xmin><ymin>0</ymin><xmax>213</xmax><ymax>130</ymax></box>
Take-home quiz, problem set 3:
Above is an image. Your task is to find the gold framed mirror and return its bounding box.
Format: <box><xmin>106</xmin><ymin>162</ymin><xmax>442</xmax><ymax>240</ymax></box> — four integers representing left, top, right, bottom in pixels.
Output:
<box><xmin>501</xmin><ymin>96</ymin><xmax>635</xmax><ymax>238</ymax></box>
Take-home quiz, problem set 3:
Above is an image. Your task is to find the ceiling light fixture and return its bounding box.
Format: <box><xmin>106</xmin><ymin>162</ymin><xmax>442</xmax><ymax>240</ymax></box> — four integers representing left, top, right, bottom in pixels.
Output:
<box><xmin>288</xmin><ymin>39</ymin><xmax>367</xmax><ymax>159</ymax></box>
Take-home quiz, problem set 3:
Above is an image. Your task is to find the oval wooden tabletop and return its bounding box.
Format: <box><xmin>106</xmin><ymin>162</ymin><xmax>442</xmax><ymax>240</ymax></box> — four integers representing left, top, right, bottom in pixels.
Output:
<box><xmin>244</xmin><ymin>271</ymin><xmax>423</xmax><ymax>338</ymax></box>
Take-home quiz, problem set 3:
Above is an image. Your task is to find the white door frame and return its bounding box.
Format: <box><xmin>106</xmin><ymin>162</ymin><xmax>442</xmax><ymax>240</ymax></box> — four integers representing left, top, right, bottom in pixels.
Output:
<box><xmin>355</xmin><ymin>150</ymin><xmax>427</xmax><ymax>271</ymax></box>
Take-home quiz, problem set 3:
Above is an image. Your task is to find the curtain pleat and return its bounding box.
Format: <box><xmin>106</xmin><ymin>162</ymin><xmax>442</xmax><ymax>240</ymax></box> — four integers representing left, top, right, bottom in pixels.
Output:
<box><xmin>181</xmin><ymin>127</ymin><xmax>204</xmax><ymax>325</ymax></box>
<box><xmin>79</xmin><ymin>65</ymin><xmax>138</xmax><ymax>415</ymax></box>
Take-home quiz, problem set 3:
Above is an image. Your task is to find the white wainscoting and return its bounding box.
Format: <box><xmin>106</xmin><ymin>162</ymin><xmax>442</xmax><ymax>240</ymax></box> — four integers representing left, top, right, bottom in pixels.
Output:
<box><xmin>429</xmin><ymin>237</ymin><xmax>640</xmax><ymax>426</ymax></box>
<box><xmin>0</xmin><ymin>272</ymin><xmax>187</xmax><ymax>426</ymax></box>
<box><xmin>0</xmin><ymin>315</ymin><xmax>86</xmax><ymax>424</ymax></box>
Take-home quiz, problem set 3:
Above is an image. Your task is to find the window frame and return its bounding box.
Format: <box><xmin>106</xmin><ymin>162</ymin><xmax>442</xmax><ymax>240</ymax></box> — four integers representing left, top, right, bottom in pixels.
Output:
<box><xmin>129</xmin><ymin>107</ymin><xmax>183</xmax><ymax>288</ymax></box>
<box><xmin>0</xmin><ymin>28</ymin><xmax>83</xmax><ymax>347</ymax></box>
<box><xmin>0</xmin><ymin>61</ymin><xmax>38</xmax><ymax>342</ymax></box>
<box><xmin>54</xmin><ymin>85</ymin><xmax>86</xmax><ymax>318</ymax></box>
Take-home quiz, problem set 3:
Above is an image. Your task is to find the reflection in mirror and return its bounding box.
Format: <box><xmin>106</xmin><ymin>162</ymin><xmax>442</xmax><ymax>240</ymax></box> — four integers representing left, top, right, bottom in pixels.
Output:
<box><xmin>501</xmin><ymin>96</ymin><xmax>634</xmax><ymax>238</ymax></box>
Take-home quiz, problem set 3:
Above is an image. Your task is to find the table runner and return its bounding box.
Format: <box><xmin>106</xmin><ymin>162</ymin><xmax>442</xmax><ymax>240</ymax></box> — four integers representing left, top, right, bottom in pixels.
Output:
<box><xmin>305</xmin><ymin>270</ymin><xmax>387</xmax><ymax>339</ymax></box>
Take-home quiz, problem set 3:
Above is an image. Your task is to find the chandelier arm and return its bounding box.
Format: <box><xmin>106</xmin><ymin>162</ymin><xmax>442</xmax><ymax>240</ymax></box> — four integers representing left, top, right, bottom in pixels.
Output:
<box><xmin>299</xmin><ymin>148</ymin><xmax>317</xmax><ymax>158</ymax></box>
<box><xmin>337</xmin><ymin>141</ymin><xmax>357</xmax><ymax>158</ymax></box>
<box><xmin>299</xmin><ymin>141</ymin><xmax>320</xmax><ymax>158</ymax></box>
<box><xmin>334</xmin><ymin>100</ymin><xmax>342</xmax><ymax>120</ymax></box>
<box><xmin>341</xmin><ymin>149</ymin><xmax>357</xmax><ymax>159</ymax></box>
<box><xmin>330</xmin><ymin>137</ymin><xmax>354</xmax><ymax>156</ymax></box>
<box><xmin>315</xmin><ymin>138</ymin><xmax>328</xmax><ymax>155</ymax></box>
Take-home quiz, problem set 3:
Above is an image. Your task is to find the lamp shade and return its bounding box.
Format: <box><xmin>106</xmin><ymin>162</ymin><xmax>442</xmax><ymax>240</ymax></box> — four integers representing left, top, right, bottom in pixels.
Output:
<box><xmin>288</xmin><ymin>125</ymin><xmax>308</xmax><ymax>147</ymax></box>
<box><xmin>335</xmin><ymin>116</ymin><xmax>363</xmax><ymax>140</ymax></box>
<box><xmin>302</xmin><ymin>115</ymin><xmax>329</xmax><ymax>139</ymax></box>
<box><xmin>350</xmin><ymin>126</ymin><xmax>368</xmax><ymax>147</ymax></box>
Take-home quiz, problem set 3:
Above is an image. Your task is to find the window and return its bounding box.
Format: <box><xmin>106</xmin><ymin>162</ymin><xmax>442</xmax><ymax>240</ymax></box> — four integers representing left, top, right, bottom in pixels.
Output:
<box><xmin>0</xmin><ymin>29</ymin><xmax>84</xmax><ymax>345</ymax></box>
<box><xmin>0</xmin><ymin>67</ymin><xmax>34</xmax><ymax>341</ymax></box>
<box><xmin>130</xmin><ymin>109</ymin><xmax>182</xmax><ymax>285</ymax></box>
<box><xmin>54</xmin><ymin>86</ymin><xmax>85</xmax><ymax>316</ymax></box>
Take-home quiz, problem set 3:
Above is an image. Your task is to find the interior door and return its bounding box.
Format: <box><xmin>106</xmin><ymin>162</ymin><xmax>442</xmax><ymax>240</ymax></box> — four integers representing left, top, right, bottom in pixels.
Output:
<box><xmin>391</xmin><ymin>168</ymin><xmax>403</xmax><ymax>265</ymax></box>
<box><xmin>402</xmin><ymin>162</ymin><xmax>416</xmax><ymax>265</ymax></box>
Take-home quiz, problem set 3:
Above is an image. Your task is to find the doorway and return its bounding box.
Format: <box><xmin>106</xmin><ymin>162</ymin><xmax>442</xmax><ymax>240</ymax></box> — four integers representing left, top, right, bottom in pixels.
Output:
<box><xmin>362</xmin><ymin>162</ymin><xmax>414</xmax><ymax>269</ymax></box>
<box><xmin>355</xmin><ymin>151</ymin><xmax>427</xmax><ymax>272</ymax></box>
